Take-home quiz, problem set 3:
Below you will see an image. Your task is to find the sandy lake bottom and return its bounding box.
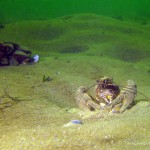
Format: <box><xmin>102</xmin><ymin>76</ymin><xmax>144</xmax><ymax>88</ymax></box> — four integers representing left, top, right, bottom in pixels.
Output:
<box><xmin>0</xmin><ymin>14</ymin><xmax>150</xmax><ymax>150</ymax></box>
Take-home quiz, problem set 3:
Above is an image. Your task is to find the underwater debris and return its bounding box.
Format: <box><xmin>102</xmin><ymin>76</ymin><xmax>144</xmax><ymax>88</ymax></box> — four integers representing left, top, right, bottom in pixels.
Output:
<box><xmin>42</xmin><ymin>75</ymin><xmax>53</xmax><ymax>82</ymax></box>
<box><xmin>0</xmin><ymin>42</ymin><xmax>39</xmax><ymax>66</ymax></box>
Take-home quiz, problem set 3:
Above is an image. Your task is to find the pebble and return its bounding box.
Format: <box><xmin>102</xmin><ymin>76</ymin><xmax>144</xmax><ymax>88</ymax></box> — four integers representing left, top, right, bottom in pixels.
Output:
<box><xmin>63</xmin><ymin>120</ymin><xmax>83</xmax><ymax>127</ymax></box>
<box><xmin>71</xmin><ymin>120</ymin><xmax>82</xmax><ymax>124</ymax></box>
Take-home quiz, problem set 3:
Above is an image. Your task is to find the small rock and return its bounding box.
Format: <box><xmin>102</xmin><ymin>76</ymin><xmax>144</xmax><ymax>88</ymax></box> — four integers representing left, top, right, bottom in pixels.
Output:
<box><xmin>63</xmin><ymin>120</ymin><xmax>82</xmax><ymax>127</ymax></box>
<box><xmin>71</xmin><ymin>120</ymin><xmax>82</xmax><ymax>124</ymax></box>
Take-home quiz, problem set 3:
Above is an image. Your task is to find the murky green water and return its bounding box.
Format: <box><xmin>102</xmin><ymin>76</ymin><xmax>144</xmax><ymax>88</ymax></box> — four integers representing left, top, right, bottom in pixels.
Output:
<box><xmin>0</xmin><ymin>0</ymin><xmax>150</xmax><ymax>23</ymax></box>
